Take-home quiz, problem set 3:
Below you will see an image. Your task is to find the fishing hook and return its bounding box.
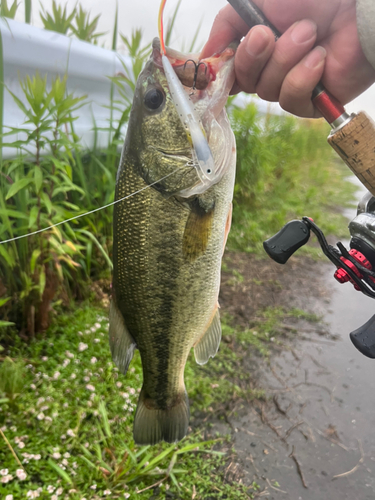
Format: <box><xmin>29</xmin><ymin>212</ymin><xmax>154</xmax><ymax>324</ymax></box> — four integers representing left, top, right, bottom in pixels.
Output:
<box><xmin>183</xmin><ymin>59</ymin><xmax>208</xmax><ymax>91</ymax></box>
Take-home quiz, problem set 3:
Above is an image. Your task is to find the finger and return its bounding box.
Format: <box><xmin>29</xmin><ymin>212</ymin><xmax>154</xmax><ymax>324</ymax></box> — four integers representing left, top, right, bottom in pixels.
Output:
<box><xmin>255</xmin><ymin>19</ymin><xmax>318</xmax><ymax>102</ymax></box>
<box><xmin>200</xmin><ymin>5</ymin><xmax>249</xmax><ymax>59</ymax></box>
<box><xmin>234</xmin><ymin>25</ymin><xmax>275</xmax><ymax>94</ymax></box>
<box><xmin>279</xmin><ymin>46</ymin><xmax>327</xmax><ymax>118</ymax></box>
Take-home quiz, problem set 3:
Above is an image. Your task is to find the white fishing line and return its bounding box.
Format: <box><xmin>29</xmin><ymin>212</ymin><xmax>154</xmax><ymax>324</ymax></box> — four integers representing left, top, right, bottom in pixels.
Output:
<box><xmin>0</xmin><ymin>168</ymin><xmax>183</xmax><ymax>245</ymax></box>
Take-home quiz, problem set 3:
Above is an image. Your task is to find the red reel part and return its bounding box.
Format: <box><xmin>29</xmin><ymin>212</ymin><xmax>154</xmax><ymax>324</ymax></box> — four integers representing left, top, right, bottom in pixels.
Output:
<box><xmin>334</xmin><ymin>249</ymin><xmax>374</xmax><ymax>291</ymax></box>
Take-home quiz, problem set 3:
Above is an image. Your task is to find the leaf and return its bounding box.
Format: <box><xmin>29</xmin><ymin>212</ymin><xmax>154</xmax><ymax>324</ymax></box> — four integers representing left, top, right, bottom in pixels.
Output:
<box><xmin>47</xmin><ymin>459</ymin><xmax>73</xmax><ymax>484</ymax></box>
<box><xmin>0</xmin><ymin>297</ymin><xmax>11</xmax><ymax>307</ymax></box>
<box><xmin>41</xmin><ymin>192</ymin><xmax>52</xmax><ymax>215</ymax></box>
<box><xmin>0</xmin><ymin>321</ymin><xmax>15</xmax><ymax>327</ymax></box>
<box><xmin>5</xmin><ymin>178</ymin><xmax>33</xmax><ymax>200</ymax></box>
<box><xmin>34</xmin><ymin>165</ymin><xmax>43</xmax><ymax>192</ymax></box>
<box><xmin>30</xmin><ymin>249</ymin><xmax>41</xmax><ymax>274</ymax></box>
<box><xmin>39</xmin><ymin>269</ymin><xmax>46</xmax><ymax>297</ymax></box>
<box><xmin>29</xmin><ymin>206</ymin><xmax>39</xmax><ymax>228</ymax></box>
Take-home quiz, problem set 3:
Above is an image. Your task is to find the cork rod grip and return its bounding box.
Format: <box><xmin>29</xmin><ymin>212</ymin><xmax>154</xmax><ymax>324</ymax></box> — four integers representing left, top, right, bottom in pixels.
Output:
<box><xmin>328</xmin><ymin>112</ymin><xmax>375</xmax><ymax>196</ymax></box>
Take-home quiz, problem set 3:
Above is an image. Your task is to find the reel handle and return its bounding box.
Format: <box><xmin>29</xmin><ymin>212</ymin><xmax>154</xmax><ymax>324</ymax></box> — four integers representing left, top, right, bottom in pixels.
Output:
<box><xmin>263</xmin><ymin>220</ymin><xmax>310</xmax><ymax>264</ymax></box>
<box><xmin>350</xmin><ymin>314</ymin><xmax>375</xmax><ymax>358</ymax></box>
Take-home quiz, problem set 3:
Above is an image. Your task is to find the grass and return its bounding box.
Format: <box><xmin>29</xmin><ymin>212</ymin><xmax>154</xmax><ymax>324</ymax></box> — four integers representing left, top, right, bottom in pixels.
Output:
<box><xmin>228</xmin><ymin>105</ymin><xmax>357</xmax><ymax>255</ymax></box>
<box><xmin>0</xmin><ymin>306</ymin><xmax>267</xmax><ymax>499</ymax></box>
<box><xmin>0</xmin><ymin>297</ymin><xmax>320</xmax><ymax>498</ymax></box>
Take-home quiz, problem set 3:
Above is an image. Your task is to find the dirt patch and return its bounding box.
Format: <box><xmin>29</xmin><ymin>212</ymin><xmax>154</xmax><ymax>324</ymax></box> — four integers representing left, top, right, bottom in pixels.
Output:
<box><xmin>220</xmin><ymin>251</ymin><xmax>330</xmax><ymax>327</ymax></box>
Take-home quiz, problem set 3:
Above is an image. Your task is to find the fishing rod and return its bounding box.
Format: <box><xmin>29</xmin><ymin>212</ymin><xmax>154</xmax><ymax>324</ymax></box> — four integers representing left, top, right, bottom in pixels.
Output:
<box><xmin>228</xmin><ymin>0</ymin><xmax>375</xmax><ymax>359</ymax></box>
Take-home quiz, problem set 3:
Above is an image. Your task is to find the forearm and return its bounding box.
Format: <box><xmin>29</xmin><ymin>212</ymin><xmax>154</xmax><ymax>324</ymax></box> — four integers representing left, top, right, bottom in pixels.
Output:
<box><xmin>357</xmin><ymin>0</ymin><xmax>375</xmax><ymax>70</ymax></box>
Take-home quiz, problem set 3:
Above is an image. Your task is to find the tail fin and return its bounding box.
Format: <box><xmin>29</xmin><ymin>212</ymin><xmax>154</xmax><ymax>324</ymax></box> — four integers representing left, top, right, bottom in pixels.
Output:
<box><xmin>133</xmin><ymin>387</ymin><xmax>190</xmax><ymax>445</ymax></box>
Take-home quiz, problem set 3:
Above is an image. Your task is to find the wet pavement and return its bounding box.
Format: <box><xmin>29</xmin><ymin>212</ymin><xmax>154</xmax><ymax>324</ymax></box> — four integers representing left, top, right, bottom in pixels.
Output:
<box><xmin>225</xmin><ymin>180</ymin><xmax>375</xmax><ymax>498</ymax></box>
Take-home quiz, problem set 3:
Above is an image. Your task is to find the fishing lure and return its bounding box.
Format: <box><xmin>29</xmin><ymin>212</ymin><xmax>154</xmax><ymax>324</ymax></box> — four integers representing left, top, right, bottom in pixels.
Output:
<box><xmin>158</xmin><ymin>0</ymin><xmax>219</xmax><ymax>194</ymax></box>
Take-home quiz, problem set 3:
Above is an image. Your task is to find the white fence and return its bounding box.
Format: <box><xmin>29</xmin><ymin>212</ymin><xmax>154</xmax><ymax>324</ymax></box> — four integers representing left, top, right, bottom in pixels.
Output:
<box><xmin>1</xmin><ymin>18</ymin><xmax>132</xmax><ymax>159</ymax></box>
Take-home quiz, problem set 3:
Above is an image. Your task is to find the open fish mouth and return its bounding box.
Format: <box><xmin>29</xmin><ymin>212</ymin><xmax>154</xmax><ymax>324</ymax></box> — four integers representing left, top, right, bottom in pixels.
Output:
<box><xmin>152</xmin><ymin>38</ymin><xmax>238</xmax><ymax>123</ymax></box>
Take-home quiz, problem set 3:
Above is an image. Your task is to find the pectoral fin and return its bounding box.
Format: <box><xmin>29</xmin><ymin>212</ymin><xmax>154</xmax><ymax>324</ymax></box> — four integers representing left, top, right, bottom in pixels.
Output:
<box><xmin>182</xmin><ymin>201</ymin><xmax>214</xmax><ymax>262</ymax></box>
<box><xmin>109</xmin><ymin>298</ymin><xmax>136</xmax><ymax>375</ymax></box>
<box><xmin>194</xmin><ymin>308</ymin><xmax>222</xmax><ymax>365</ymax></box>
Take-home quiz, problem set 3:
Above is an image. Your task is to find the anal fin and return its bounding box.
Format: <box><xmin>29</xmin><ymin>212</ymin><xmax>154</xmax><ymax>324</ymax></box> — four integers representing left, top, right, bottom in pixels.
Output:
<box><xmin>194</xmin><ymin>309</ymin><xmax>222</xmax><ymax>365</ymax></box>
<box><xmin>109</xmin><ymin>298</ymin><xmax>136</xmax><ymax>375</ymax></box>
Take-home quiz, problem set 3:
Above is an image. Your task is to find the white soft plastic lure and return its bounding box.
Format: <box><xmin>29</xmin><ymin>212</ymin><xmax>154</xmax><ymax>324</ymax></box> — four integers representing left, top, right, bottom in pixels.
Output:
<box><xmin>158</xmin><ymin>0</ymin><xmax>224</xmax><ymax>196</ymax></box>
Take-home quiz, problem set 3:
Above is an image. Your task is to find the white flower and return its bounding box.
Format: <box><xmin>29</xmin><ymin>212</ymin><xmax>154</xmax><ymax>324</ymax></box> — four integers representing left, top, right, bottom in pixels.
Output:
<box><xmin>37</xmin><ymin>412</ymin><xmax>45</xmax><ymax>421</ymax></box>
<box><xmin>5</xmin><ymin>495</ymin><xmax>14</xmax><ymax>500</ymax></box>
<box><xmin>42</xmin><ymin>356</ymin><xmax>48</xmax><ymax>361</ymax></box>
<box><xmin>116</xmin><ymin>382</ymin><xmax>122</xmax><ymax>388</ymax></box>
<box><xmin>27</xmin><ymin>491</ymin><xmax>40</xmax><ymax>499</ymax></box>
<box><xmin>47</xmin><ymin>485</ymin><xmax>55</xmax><ymax>493</ymax></box>
<box><xmin>94</xmin><ymin>338</ymin><xmax>100</xmax><ymax>343</ymax></box>
<box><xmin>62</xmin><ymin>359</ymin><xmax>70</xmax><ymax>368</ymax></box>
<box><xmin>83</xmin><ymin>376</ymin><xmax>90</xmax><ymax>382</ymax></box>
<box><xmin>45</xmin><ymin>416</ymin><xmax>53</xmax><ymax>423</ymax></box>
<box><xmin>16</xmin><ymin>468</ymin><xmax>27</xmax><ymax>480</ymax></box>
<box><xmin>51</xmin><ymin>496</ymin><xmax>58</xmax><ymax>500</ymax></box>
<box><xmin>86</xmin><ymin>384</ymin><xmax>95</xmax><ymax>392</ymax></box>
<box><xmin>37</xmin><ymin>397</ymin><xmax>45</xmax><ymax>405</ymax></box>
<box><xmin>1</xmin><ymin>468</ymin><xmax>9</xmax><ymax>475</ymax></box>
<box><xmin>63</xmin><ymin>402</ymin><xmax>69</xmax><ymax>408</ymax></box>
<box><xmin>18</xmin><ymin>441</ymin><xmax>25</xmax><ymax>449</ymax></box>
<box><xmin>78</xmin><ymin>342</ymin><xmax>88</xmax><ymax>352</ymax></box>
<box><xmin>90</xmin><ymin>484</ymin><xmax>97</xmax><ymax>490</ymax></box>
<box><xmin>103</xmin><ymin>490</ymin><xmax>111</xmax><ymax>496</ymax></box>
<box><xmin>56</xmin><ymin>487</ymin><xmax>63</xmax><ymax>495</ymax></box>
<box><xmin>53</xmin><ymin>371</ymin><xmax>60</xmax><ymax>380</ymax></box>
<box><xmin>70</xmin><ymin>373</ymin><xmax>77</xmax><ymax>379</ymax></box>
<box><xmin>90</xmin><ymin>357</ymin><xmax>97</xmax><ymax>364</ymax></box>
<box><xmin>62</xmin><ymin>459</ymin><xmax>68</xmax><ymax>466</ymax></box>
<box><xmin>94</xmin><ymin>322</ymin><xmax>101</xmax><ymax>329</ymax></box>
<box><xmin>61</xmin><ymin>434</ymin><xmax>66</xmax><ymax>440</ymax></box>
<box><xmin>63</xmin><ymin>452</ymin><xmax>70</xmax><ymax>458</ymax></box>
<box><xmin>52</xmin><ymin>452</ymin><xmax>61</xmax><ymax>459</ymax></box>
<box><xmin>124</xmin><ymin>494</ymin><xmax>130</xmax><ymax>499</ymax></box>
<box><xmin>67</xmin><ymin>429</ymin><xmax>75</xmax><ymax>437</ymax></box>
<box><xmin>30</xmin><ymin>384</ymin><xmax>36</xmax><ymax>390</ymax></box>
<box><xmin>66</xmin><ymin>351</ymin><xmax>74</xmax><ymax>358</ymax></box>
<box><xmin>72</xmin><ymin>461</ymin><xmax>78</xmax><ymax>469</ymax></box>
<box><xmin>34</xmin><ymin>454</ymin><xmax>41</xmax><ymax>460</ymax></box>
<box><xmin>121</xmin><ymin>392</ymin><xmax>129</xmax><ymax>399</ymax></box>
<box><xmin>129</xmin><ymin>388</ymin><xmax>135</xmax><ymax>395</ymax></box>
<box><xmin>1</xmin><ymin>474</ymin><xmax>12</xmax><ymax>483</ymax></box>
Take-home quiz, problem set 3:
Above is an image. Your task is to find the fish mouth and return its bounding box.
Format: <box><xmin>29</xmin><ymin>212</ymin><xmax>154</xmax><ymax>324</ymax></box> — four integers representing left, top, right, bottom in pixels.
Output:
<box><xmin>152</xmin><ymin>38</ymin><xmax>237</xmax><ymax>92</ymax></box>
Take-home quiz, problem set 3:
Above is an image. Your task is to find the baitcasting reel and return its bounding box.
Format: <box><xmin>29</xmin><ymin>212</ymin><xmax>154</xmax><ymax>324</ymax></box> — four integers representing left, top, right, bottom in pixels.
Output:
<box><xmin>263</xmin><ymin>191</ymin><xmax>375</xmax><ymax>359</ymax></box>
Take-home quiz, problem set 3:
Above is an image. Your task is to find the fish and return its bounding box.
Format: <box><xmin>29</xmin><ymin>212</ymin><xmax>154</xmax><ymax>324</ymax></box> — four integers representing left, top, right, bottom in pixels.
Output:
<box><xmin>109</xmin><ymin>38</ymin><xmax>237</xmax><ymax>445</ymax></box>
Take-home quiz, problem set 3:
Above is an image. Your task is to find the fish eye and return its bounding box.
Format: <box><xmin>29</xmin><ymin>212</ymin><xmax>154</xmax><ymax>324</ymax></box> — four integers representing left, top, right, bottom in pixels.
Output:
<box><xmin>144</xmin><ymin>88</ymin><xmax>164</xmax><ymax>110</ymax></box>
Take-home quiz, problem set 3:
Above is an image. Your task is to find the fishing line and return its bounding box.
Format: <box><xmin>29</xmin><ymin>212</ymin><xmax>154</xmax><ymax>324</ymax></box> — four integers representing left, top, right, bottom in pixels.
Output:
<box><xmin>158</xmin><ymin>0</ymin><xmax>167</xmax><ymax>55</ymax></box>
<box><xmin>0</xmin><ymin>167</ymin><xmax>184</xmax><ymax>245</ymax></box>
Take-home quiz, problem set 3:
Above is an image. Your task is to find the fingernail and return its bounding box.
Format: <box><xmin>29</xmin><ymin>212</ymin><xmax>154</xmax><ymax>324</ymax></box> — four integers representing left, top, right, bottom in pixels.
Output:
<box><xmin>291</xmin><ymin>19</ymin><xmax>317</xmax><ymax>44</ymax></box>
<box><xmin>304</xmin><ymin>46</ymin><xmax>326</xmax><ymax>69</ymax></box>
<box><xmin>246</xmin><ymin>27</ymin><xmax>270</xmax><ymax>57</ymax></box>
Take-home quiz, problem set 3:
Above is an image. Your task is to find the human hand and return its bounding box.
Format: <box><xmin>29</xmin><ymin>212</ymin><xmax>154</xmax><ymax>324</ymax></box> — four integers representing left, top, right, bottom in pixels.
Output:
<box><xmin>201</xmin><ymin>0</ymin><xmax>375</xmax><ymax>117</ymax></box>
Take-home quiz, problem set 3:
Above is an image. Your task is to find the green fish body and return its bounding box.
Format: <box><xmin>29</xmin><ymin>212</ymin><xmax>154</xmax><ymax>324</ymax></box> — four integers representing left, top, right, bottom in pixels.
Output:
<box><xmin>110</xmin><ymin>39</ymin><xmax>237</xmax><ymax>445</ymax></box>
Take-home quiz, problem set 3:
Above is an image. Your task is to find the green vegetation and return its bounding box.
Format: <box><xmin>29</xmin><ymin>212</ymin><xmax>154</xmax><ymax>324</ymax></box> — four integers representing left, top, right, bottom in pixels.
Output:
<box><xmin>229</xmin><ymin>103</ymin><xmax>356</xmax><ymax>253</ymax></box>
<box><xmin>0</xmin><ymin>308</ymin><xmax>260</xmax><ymax>499</ymax></box>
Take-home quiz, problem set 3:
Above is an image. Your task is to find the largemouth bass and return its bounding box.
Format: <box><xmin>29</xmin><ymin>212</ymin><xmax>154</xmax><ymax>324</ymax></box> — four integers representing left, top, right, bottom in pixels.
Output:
<box><xmin>110</xmin><ymin>38</ymin><xmax>237</xmax><ymax>445</ymax></box>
